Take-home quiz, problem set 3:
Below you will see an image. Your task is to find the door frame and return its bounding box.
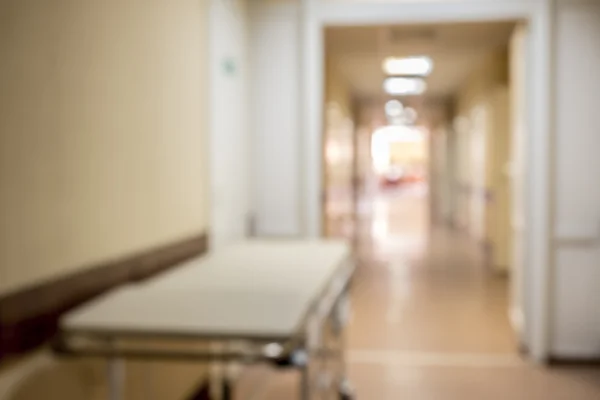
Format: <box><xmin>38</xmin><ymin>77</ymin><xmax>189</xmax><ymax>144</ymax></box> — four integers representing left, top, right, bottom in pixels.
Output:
<box><xmin>300</xmin><ymin>0</ymin><xmax>555</xmax><ymax>362</ymax></box>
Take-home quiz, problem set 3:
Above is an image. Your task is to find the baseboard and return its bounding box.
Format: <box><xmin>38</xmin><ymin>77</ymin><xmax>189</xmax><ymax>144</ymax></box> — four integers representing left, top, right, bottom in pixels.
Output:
<box><xmin>549</xmin><ymin>344</ymin><xmax>600</xmax><ymax>365</ymax></box>
<box><xmin>549</xmin><ymin>357</ymin><xmax>600</xmax><ymax>367</ymax></box>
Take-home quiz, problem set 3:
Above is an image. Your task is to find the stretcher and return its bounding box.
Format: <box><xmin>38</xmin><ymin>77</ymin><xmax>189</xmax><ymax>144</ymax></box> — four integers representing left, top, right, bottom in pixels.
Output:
<box><xmin>54</xmin><ymin>240</ymin><xmax>356</xmax><ymax>400</ymax></box>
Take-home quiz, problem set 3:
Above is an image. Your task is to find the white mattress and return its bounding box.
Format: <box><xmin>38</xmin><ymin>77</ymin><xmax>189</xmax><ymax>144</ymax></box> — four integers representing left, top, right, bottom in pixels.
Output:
<box><xmin>61</xmin><ymin>240</ymin><xmax>351</xmax><ymax>340</ymax></box>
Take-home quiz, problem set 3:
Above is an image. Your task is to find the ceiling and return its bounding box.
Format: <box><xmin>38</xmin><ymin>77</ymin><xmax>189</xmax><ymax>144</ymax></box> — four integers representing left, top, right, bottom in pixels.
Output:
<box><xmin>325</xmin><ymin>22</ymin><xmax>516</xmax><ymax>101</ymax></box>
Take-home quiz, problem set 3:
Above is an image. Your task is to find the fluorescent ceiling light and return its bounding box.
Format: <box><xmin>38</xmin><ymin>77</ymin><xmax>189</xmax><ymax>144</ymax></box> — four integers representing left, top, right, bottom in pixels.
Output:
<box><xmin>383</xmin><ymin>56</ymin><xmax>433</xmax><ymax>76</ymax></box>
<box><xmin>383</xmin><ymin>77</ymin><xmax>427</xmax><ymax>96</ymax></box>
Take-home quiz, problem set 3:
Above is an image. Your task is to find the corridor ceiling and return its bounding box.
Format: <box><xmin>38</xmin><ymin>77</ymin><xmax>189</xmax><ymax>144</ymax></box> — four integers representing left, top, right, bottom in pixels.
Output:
<box><xmin>325</xmin><ymin>21</ymin><xmax>516</xmax><ymax>101</ymax></box>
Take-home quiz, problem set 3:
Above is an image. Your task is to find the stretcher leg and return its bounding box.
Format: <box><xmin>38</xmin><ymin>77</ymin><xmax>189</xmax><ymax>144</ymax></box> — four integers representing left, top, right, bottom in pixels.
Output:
<box><xmin>108</xmin><ymin>357</ymin><xmax>125</xmax><ymax>400</ymax></box>
<box><xmin>335</xmin><ymin>291</ymin><xmax>355</xmax><ymax>400</ymax></box>
<box><xmin>300</xmin><ymin>363</ymin><xmax>310</xmax><ymax>400</ymax></box>
<box><xmin>188</xmin><ymin>379</ymin><xmax>211</xmax><ymax>400</ymax></box>
<box><xmin>221</xmin><ymin>378</ymin><xmax>232</xmax><ymax>400</ymax></box>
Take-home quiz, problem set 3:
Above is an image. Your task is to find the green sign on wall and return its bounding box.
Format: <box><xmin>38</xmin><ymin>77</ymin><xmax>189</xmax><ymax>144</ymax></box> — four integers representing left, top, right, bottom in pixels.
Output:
<box><xmin>222</xmin><ymin>57</ymin><xmax>236</xmax><ymax>76</ymax></box>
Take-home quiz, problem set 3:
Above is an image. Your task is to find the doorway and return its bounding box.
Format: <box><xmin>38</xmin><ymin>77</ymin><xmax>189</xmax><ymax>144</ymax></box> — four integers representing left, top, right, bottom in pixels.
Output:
<box><xmin>305</xmin><ymin>0</ymin><xmax>553</xmax><ymax>362</ymax></box>
<box><xmin>321</xmin><ymin>20</ymin><xmax>523</xmax><ymax>355</ymax></box>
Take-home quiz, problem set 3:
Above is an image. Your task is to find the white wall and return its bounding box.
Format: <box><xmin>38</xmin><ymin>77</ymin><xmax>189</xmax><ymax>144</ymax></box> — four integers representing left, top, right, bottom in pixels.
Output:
<box><xmin>209</xmin><ymin>0</ymin><xmax>250</xmax><ymax>248</ymax></box>
<box><xmin>248</xmin><ymin>0</ymin><xmax>302</xmax><ymax>236</ymax></box>
<box><xmin>551</xmin><ymin>0</ymin><xmax>600</xmax><ymax>358</ymax></box>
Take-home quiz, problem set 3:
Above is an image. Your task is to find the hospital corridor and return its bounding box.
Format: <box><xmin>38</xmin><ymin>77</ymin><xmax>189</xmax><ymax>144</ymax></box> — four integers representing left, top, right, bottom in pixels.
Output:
<box><xmin>251</xmin><ymin>185</ymin><xmax>600</xmax><ymax>399</ymax></box>
<box><xmin>2</xmin><ymin>0</ymin><xmax>600</xmax><ymax>399</ymax></box>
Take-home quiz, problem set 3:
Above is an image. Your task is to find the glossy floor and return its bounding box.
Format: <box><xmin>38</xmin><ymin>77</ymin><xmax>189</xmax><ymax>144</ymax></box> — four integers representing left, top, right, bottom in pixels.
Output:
<box><xmin>242</xmin><ymin>185</ymin><xmax>600</xmax><ymax>399</ymax></box>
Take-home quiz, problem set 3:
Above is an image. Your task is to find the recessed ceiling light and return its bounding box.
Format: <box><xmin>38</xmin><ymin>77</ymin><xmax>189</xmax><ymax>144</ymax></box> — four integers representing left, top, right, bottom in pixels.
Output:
<box><xmin>383</xmin><ymin>77</ymin><xmax>427</xmax><ymax>96</ymax></box>
<box><xmin>404</xmin><ymin>107</ymin><xmax>418</xmax><ymax>124</ymax></box>
<box><xmin>385</xmin><ymin>100</ymin><xmax>404</xmax><ymax>117</ymax></box>
<box><xmin>383</xmin><ymin>56</ymin><xmax>433</xmax><ymax>76</ymax></box>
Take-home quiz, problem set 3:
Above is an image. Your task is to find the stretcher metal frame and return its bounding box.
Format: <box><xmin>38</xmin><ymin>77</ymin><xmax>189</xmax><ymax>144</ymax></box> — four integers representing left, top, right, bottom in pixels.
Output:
<box><xmin>53</xmin><ymin>246</ymin><xmax>356</xmax><ymax>400</ymax></box>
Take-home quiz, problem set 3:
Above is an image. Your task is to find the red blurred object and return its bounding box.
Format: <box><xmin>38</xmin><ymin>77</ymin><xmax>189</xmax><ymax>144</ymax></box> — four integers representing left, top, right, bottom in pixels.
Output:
<box><xmin>381</xmin><ymin>175</ymin><xmax>401</xmax><ymax>188</ymax></box>
<box><xmin>379</xmin><ymin>167</ymin><xmax>424</xmax><ymax>188</ymax></box>
<box><xmin>380</xmin><ymin>167</ymin><xmax>403</xmax><ymax>188</ymax></box>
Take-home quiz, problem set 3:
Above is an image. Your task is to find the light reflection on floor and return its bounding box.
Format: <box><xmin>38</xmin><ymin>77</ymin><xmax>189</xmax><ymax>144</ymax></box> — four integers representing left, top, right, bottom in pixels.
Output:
<box><xmin>241</xmin><ymin>183</ymin><xmax>600</xmax><ymax>400</ymax></box>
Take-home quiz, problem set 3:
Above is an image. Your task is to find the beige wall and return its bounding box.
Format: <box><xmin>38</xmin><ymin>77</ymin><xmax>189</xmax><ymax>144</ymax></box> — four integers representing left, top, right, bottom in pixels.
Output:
<box><xmin>0</xmin><ymin>0</ymin><xmax>210</xmax><ymax>296</ymax></box>
<box><xmin>415</xmin><ymin>100</ymin><xmax>449</xmax><ymax>225</ymax></box>
<box><xmin>486</xmin><ymin>87</ymin><xmax>511</xmax><ymax>270</ymax></box>
<box><xmin>455</xmin><ymin>51</ymin><xmax>509</xmax><ymax>115</ymax></box>
<box><xmin>0</xmin><ymin>0</ymin><xmax>210</xmax><ymax>398</ymax></box>
<box><xmin>430</xmin><ymin>124</ymin><xmax>453</xmax><ymax>224</ymax></box>
<box><xmin>451</xmin><ymin>48</ymin><xmax>510</xmax><ymax>270</ymax></box>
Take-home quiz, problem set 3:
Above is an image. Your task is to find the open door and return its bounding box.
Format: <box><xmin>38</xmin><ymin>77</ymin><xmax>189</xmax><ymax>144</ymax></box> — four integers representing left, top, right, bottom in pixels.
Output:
<box><xmin>508</xmin><ymin>23</ymin><xmax>529</xmax><ymax>344</ymax></box>
<box><xmin>322</xmin><ymin>56</ymin><xmax>357</xmax><ymax>239</ymax></box>
<box><xmin>323</xmin><ymin>102</ymin><xmax>356</xmax><ymax>238</ymax></box>
<box><xmin>488</xmin><ymin>86</ymin><xmax>511</xmax><ymax>272</ymax></box>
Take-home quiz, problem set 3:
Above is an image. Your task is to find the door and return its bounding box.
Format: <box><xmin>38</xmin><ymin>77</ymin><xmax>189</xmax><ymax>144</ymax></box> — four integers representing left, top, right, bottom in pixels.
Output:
<box><xmin>508</xmin><ymin>23</ymin><xmax>529</xmax><ymax>342</ymax></box>
<box><xmin>488</xmin><ymin>87</ymin><xmax>511</xmax><ymax>272</ymax></box>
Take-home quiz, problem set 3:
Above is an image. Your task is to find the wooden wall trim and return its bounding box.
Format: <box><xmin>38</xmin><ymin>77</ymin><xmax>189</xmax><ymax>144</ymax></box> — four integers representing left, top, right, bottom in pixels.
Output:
<box><xmin>0</xmin><ymin>232</ymin><xmax>209</xmax><ymax>361</ymax></box>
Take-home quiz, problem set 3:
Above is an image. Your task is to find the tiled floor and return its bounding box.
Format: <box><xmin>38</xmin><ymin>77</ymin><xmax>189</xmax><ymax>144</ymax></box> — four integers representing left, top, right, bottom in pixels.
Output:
<box><xmin>243</xmin><ymin>185</ymin><xmax>600</xmax><ymax>399</ymax></box>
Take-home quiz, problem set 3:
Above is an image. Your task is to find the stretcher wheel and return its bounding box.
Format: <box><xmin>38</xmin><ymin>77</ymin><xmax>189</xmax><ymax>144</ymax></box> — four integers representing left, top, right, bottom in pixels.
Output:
<box><xmin>272</xmin><ymin>349</ymin><xmax>308</xmax><ymax>368</ymax></box>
